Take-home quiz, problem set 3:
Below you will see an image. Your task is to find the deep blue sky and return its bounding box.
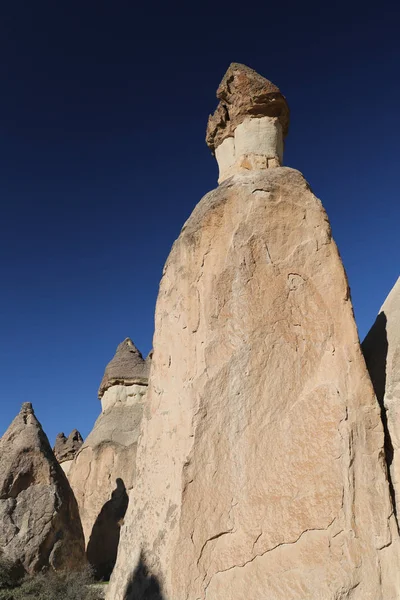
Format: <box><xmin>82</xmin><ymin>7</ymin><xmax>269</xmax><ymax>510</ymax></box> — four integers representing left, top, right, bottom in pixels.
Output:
<box><xmin>1</xmin><ymin>1</ymin><xmax>399</xmax><ymax>444</ymax></box>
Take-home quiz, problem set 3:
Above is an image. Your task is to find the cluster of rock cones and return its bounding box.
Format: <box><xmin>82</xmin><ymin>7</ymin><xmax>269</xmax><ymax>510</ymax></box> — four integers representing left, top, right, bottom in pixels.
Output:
<box><xmin>0</xmin><ymin>338</ymin><xmax>150</xmax><ymax>582</ymax></box>
<box><xmin>1</xmin><ymin>63</ymin><xmax>400</xmax><ymax>600</ymax></box>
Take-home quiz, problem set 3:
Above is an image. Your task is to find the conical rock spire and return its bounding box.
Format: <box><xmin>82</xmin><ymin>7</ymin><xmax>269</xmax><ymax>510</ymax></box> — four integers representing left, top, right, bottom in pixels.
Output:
<box><xmin>0</xmin><ymin>403</ymin><xmax>85</xmax><ymax>574</ymax></box>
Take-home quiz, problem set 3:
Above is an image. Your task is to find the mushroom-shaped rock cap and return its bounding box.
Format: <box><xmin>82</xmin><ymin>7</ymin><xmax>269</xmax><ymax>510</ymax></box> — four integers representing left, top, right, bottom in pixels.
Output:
<box><xmin>206</xmin><ymin>63</ymin><xmax>289</xmax><ymax>154</ymax></box>
<box><xmin>98</xmin><ymin>338</ymin><xmax>149</xmax><ymax>398</ymax></box>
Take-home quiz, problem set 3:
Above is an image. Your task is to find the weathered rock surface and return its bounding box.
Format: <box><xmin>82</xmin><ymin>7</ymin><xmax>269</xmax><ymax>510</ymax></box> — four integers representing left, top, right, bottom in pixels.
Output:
<box><xmin>206</xmin><ymin>62</ymin><xmax>289</xmax><ymax>154</ymax></box>
<box><xmin>0</xmin><ymin>403</ymin><xmax>85</xmax><ymax>575</ymax></box>
<box><xmin>363</xmin><ymin>277</ymin><xmax>400</xmax><ymax>520</ymax></box>
<box><xmin>108</xmin><ymin>171</ymin><xmax>400</xmax><ymax>598</ymax></box>
<box><xmin>98</xmin><ymin>338</ymin><xmax>149</xmax><ymax>400</ymax></box>
<box><xmin>54</xmin><ymin>429</ymin><xmax>83</xmax><ymax>476</ymax></box>
<box><xmin>68</xmin><ymin>338</ymin><xmax>149</xmax><ymax>580</ymax></box>
<box><xmin>207</xmin><ymin>64</ymin><xmax>289</xmax><ymax>183</ymax></box>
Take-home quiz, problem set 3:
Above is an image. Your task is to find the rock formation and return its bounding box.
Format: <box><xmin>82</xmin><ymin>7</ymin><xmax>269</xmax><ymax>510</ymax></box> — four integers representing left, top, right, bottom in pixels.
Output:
<box><xmin>206</xmin><ymin>62</ymin><xmax>289</xmax><ymax>183</ymax></box>
<box><xmin>98</xmin><ymin>337</ymin><xmax>149</xmax><ymax>412</ymax></box>
<box><xmin>68</xmin><ymin>338</ymin><xmax>149</xmax><ymax>580</ymax></box>
<box><xmin>107</xmin><ymin>64</ymin><xmax>400</xmax><ymax>600</ymax></box>
<box><xmin>363</xmin><ymin>277</ymin><xmax>400</xmax><ymax>520</ymax></box>
<box><xmin>0</xmin><ymin>403</ymin><xmax>85</xmax><ymax>575</ymax></box>
<box><xmin>54</xmin><ymin>429</ymin><xmax>83</xmax><ymax>476</ymax></box>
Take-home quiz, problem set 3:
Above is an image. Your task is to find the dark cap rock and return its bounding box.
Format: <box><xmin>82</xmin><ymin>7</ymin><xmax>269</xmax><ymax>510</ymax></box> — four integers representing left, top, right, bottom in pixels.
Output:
<box><xmin>98</xmin><ymin>338</ymin><xmax>150</xmax><ymax>398</ymax></box>
<box><xmin>206</xmin><ymin>62</ymin><xmax>289</xmax><ymax>154</ymax></box>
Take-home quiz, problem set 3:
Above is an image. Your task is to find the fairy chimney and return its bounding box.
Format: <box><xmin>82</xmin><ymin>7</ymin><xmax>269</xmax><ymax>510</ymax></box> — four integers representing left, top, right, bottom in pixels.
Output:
<box><xmin>107</xmin><ymin>65</ymin><xmax>400</xmax><ymax>600</ymax></box>
<box><xmin>67</xmin><ymin>338</ymin><xmax>150</xmax><ymax>580</ymax></box>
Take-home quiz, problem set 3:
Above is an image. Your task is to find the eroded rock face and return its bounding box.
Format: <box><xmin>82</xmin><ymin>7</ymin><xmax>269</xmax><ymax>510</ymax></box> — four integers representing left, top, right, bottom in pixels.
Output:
<box><xmin>108</xmin><ymin>169</ymin><xmax>400</xmax><ymax>599</ymax></box>
<box><xmin>106</xmin><ymin>65</ymin><xmax>400</xmax><ymax>599</ymax></box>
<box><xmin>54</xmin><ymin>430</ymin><xmax>83</xmax><ymax>476</ymax></box>
<box><xmin>363</xmin><ymin>277</ymin><xmax>400</xmax><ymax>520</ymax></box>
<box><xmin>68</xmin><ymin>338</ymin><xmax>149</xmax><ymax>580</ymax></box>
<box><xmin>0</xmin><ymin>403</ymin><xmax>85</xmax><ymax>575</ymax></box>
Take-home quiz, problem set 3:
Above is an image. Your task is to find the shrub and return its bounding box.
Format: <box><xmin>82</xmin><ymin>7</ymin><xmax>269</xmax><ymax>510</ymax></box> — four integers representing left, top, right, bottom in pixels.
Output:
<box><xmin>0</xmin><ymin>565</ymin><xmax>101</xmax><ymax>600</ymax></box>
<box><xmin>0</xmin><ymin>555</ymin><xmax>24</xmax><ymax>592</ymax></box>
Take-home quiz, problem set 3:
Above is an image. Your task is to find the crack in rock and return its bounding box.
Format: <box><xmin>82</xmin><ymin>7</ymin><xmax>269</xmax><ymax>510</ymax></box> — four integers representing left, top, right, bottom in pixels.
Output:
<box><xmin>204</xmin><ymin>520</ymin><xmax>336</xmax><ymax>597</ymax></box>
<box><xmin>197</xmin><ymin>529</ymin><xmax>233</xmax><ymax>567</ymax></box>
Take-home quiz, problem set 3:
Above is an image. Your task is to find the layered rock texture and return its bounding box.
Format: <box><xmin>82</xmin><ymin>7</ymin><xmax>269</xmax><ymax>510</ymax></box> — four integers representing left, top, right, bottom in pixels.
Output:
<box><xmin>68</xmin><ymin>338</ymin><xmax>149</xmax><ymax>580</ymax></box>
<box><xmin>363</xmin><ymin>277</ymin><xmax>400</xmax><ymax>520</ymax></box>
<box><xmin>99</xmin><ymin>338</ymin><xmax>149</xmax><ymax>412</ymax></box>
<box><xmin>206</xmin><ymin>62</ymin><xmax>289</xmax><ymax>183</ymax></box>
<box><xmin>0</xmin><ymin>403</ymin><xmax>85</xmax><ymax>575</ymax></box>
<box><xmin>108</xmin><ymin>65</ymin><xmax>400</xmax><ymax>600</ymax></box>
<box><xmin>54</xmin><ymin>429</ymin><xmax>83</xmax><ymax>476</ymax></box>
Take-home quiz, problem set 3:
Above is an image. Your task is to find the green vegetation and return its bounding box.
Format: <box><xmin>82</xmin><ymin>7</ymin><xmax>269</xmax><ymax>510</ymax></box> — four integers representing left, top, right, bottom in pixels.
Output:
<box><xmin>0</xmin><ymin>557</ymin><xmax>101</xmax><ymax>600</ymax></box>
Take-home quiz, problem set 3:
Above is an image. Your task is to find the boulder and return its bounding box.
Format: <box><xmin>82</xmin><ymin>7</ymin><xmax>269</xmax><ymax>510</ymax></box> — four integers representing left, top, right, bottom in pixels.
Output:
<box><xmin>363</xmin><ymin>277</ymin><xmax>400</xmax><ymax>519</ymax></box>
<box><xmin>107</xmin><ymin>65</ymin><xmax>400</xmax><ymax>600</ymax></box>
<box><xmin>0</xmin><ymin>403</ymin><xmax>85</xmax><ymax>575</ymax></box>
<box><xmin>53</xmin><ymin>429</ymin><xmax>83</xmax><ymax>477</ymax></box>
<box><xmin>68</xmin><ymin>338</ymin><xmax>149</xmax><ymax>580</ymax></box>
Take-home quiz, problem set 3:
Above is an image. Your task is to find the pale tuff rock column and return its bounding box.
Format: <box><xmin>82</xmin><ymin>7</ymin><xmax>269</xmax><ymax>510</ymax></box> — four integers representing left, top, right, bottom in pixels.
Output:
<box><xmin>363</xmin><ymin>277</ymin><xmax>400</xmax><ymax>521</ymax></box>
<box><xmin>68</xmin><ymin>338</ymin><xmax>150</xmax><ymax>581</ymax></box>
<box><xmin>107</xmin><ymin>64</ymin><xmax>400</xmax><ymax>600</ymax></box>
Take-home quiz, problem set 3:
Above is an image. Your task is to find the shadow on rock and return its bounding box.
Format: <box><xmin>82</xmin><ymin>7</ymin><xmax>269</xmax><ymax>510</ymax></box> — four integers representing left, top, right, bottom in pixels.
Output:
<box><xmin>124</xmin><ymin>551</ymin><xmax>164</xmax><ymax>600</ymax></box>
<box><xmin>362</xmin><ymin>311</ymin><xmax>398</xmax><ymax>525</ymax></box>
<box><xmin>87</xmin><ymin>478</ymin><xmax>129</xmax><ymax>581</ymax></box>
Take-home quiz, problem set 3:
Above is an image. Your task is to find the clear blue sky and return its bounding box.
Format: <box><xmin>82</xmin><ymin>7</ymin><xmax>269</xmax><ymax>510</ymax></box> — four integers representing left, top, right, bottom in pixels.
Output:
<box><xmin>1</xmin><ymin>1</ymin><xmax>399</xmax><ymax>444</ymax></box>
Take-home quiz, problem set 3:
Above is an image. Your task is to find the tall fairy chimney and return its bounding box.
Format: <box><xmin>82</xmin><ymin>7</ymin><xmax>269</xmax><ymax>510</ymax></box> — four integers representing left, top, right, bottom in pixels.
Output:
<box><xmin>206</xmin><ymin>63</ymin><xmax>289</xmax><ymax>183</ymax></box>
<box><xmin>106</xmin><ymin>63</ymin><xmax>400</xmax><ymax>600</ymax></box>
